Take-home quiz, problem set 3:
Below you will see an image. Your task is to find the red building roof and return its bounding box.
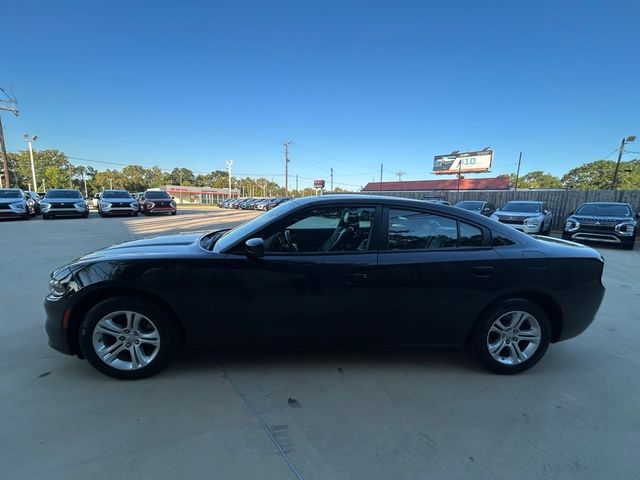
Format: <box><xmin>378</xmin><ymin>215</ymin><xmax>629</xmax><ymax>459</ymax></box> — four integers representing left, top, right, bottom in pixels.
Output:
<box><xmin>362</xmin><ymin>177</ymin><xmax>510</xmax><ymax>192</ymax></box>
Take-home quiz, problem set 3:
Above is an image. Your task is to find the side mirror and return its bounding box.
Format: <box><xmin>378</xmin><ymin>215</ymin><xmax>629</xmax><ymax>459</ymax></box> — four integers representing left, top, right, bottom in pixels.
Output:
<box><xmin>171</xmin><ymin>196</ymin><xmax>175</xmax><ymax>200</ymax></box>
<box><xmin>245</xmin><ymin>238</ymin><xmax>265</xmax><ymax>258</ymax></box>
<box><xmin>569</xmin><ymin>211</ymin><xmax>574</xmax><ymax>215</ymax></box>
<box><xmin>635</xmin><ymin>213</ymin><xmax>640</xmax><ymax>220</ymax></box>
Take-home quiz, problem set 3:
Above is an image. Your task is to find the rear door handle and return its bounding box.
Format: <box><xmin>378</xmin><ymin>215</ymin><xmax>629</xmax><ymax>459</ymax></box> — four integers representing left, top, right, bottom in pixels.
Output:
<box><xmin>473</xmin><ymin>266</ymin><xmax>494</xmax><ymax>278</ymax></box>
<box><xmin>346</xmin><ymin>273</ymin><xmax>368</xmax><ymax>285</ymax></box>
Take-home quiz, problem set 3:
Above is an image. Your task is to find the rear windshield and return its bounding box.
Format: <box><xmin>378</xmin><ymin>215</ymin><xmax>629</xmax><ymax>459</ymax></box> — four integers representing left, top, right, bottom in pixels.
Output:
<box><xmin>0</xmin><ymin>190</ymin><xmax>21</xmax><ymax>199</ymax></box>
<box><xmin>45</xmin><ymin>190</ymin><xmax>82</xmax><ymax>199</ymax></box>
<box><xmin>501</xmin><ymin>202</ymin><xmax>541</xmax><ymax>213</ymax></box>
<box><xmin>102</xmin><ymin>190</ymin><xmax>132</xmax><ymax>199</ymax></box>
<box><xmin>145</xmin><ymin>191</ymin><xmax>171</xmax><ymax>199</ymax></box>
<box><xmin>455</xmin><ymin>201</ymin><xmax>483</xmax><ymax>211</ymax></box>
<box><xmin>575</xmin><ymin>204</ymin><xmax>631</xmax><ymax>217</ymax></box>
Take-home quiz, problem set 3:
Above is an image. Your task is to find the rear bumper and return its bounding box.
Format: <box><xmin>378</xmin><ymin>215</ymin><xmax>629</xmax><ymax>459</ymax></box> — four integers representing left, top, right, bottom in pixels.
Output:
<box><xmin>555</xmin><ymin>280</ymin><xmax>606</xmax><ymax>342</ymax></box>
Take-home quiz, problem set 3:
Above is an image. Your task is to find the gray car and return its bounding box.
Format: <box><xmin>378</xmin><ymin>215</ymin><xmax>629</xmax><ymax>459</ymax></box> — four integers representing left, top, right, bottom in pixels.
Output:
<box><xmin>0</xmin><ymin>188</ymin><xmax>33</xmax><ymax>220</ymax></box>
<box><xmin>490</xmin><ymin>200</ymin><xmax>553</xmax><ymax>235</ymax></box>
<box><xmin>98</xmin><ymin>189</ymin><xmax>139</xmax><ymax>217</ymax></box>
<box><xmin>41</xmin><ymin>189</ymin><xmax>89</xmax><ymax>219</ymax></box>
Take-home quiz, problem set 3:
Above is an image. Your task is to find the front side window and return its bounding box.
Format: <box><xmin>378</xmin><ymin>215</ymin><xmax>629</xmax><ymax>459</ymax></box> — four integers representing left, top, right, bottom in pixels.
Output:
<box><xmin>388</xmin><ymin>209</ymin><xmax>484</xmax><ymax>249</ymax></box>
<box><xmin>263</xmin><ymin>206</ymin><xmax>376</xmax><ymax>253</ymax></box>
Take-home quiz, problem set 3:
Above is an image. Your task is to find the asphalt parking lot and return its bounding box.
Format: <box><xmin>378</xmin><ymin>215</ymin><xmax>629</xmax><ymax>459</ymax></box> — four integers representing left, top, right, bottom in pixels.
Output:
<box><xmin>1</xmin><ymin>209</ymin><xmax>639</xmax><ymax>480</ymax></box>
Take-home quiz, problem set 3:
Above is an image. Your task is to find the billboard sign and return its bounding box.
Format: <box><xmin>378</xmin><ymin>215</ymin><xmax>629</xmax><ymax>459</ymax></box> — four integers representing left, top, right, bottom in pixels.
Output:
<box><xmin>314</xmin><ymin>179</ymin><xmax>326</xmax><ymax>189</ymax></box>
<box><xmin>433</xmin><ymin>150</ymin><xmax>493</xmax><ymax>175</ymax></box>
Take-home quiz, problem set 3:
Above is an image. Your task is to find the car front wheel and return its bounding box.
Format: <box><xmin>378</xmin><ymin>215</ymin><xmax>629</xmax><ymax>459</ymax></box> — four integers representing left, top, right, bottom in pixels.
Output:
<box><xmin>470</xmin><ymin>299</ymin><xmax>551</xmax><ymax>374</ymax></box>
<box><xmin>79</xmin><ymin>296</ymin><xmax>176</xmax><ymax>379</ymax></box>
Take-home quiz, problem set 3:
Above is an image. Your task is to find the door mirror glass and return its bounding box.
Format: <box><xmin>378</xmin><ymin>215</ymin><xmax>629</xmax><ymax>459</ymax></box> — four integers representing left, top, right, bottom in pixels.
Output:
<box><xmin>245</xmin><ymin>238</ymin><xmax>265</xmax><ymax>258</ymax></box>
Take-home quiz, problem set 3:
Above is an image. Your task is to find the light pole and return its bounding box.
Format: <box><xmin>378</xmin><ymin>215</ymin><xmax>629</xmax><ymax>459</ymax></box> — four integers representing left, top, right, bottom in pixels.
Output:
<box><xmin>226</xmin><ymin>159</ymin><xmax>233</xmax><ymax>198</ymax></box>
<box><xmin>611</xmin><ymin>135</ymin><xmax>636</xmax><ymax>189</ymax></box>
<box><xmin>23</xmin><ymin>134</ymin><xmax>38</xmax><ymax>192</ymax></box>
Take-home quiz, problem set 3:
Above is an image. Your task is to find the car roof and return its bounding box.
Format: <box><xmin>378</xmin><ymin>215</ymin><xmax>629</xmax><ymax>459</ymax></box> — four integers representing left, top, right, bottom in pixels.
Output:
<box><xmin>579</xmin><ymin>202</ymin><xmax>631</xmax><ymax>206</ymax></box>
<box><xmin>504</xmin><ymin>200</ymin><xmax>542</xmax><ymax>203</ymax></box>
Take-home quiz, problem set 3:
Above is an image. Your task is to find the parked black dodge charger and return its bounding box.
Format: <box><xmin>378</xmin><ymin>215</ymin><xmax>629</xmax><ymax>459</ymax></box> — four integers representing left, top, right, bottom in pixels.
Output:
<box><xmin>45</xmin><ymin>195</ymin><xmax>605</xmax><ymax>379</ymax></box>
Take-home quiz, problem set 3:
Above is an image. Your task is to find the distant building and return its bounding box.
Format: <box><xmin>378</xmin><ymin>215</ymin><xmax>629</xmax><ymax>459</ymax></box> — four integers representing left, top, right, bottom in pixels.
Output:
<box><xmin>362</xmin><ymin>176</ymin><xmax>510</xmax><ymax>192</ymax></box>
<box><xmin>151</xmin><ymin>185</ymin><xmax>240</xmax><ymax>204</ymax></box>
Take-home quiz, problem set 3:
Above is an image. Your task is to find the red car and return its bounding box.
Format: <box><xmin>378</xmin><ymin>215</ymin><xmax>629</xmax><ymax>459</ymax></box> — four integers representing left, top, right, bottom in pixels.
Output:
<box><xmin>140</xmin><ymin>190</ymin><xmax>177</xmax><ymax>215</ymax></box>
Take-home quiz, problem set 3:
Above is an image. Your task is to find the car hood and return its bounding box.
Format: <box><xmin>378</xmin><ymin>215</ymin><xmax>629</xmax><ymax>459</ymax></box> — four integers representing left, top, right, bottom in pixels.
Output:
<box><xmin>74</xmin><ymin>233</ymin><xmax>204</xmax><ymax>262</ymax></box>
<box><xmin>42</xmin><ymin>197</ymin><xmax>84</xmax><ymax>203</ymax></box>
<box><xmin>101</xmin><ymin>197</ymin><xmax>136</xmax><ymax>202</ymax></box>
<box><xmin>570</xmin><ymin>214</ymin><xmax>635</xmax><ymax>225</ymax></box>
<box><xmin>494</xmin><ymin>211</ymin><xmax>541</xmax><ymax>219</ymax></box>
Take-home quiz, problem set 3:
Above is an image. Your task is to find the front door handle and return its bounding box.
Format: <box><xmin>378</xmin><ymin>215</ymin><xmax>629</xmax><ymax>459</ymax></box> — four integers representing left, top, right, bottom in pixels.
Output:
<box><xmin>346</xmin><ymin>273</ymin><xmax>368</xmax><ymax>285</ymax></box>
<box><xmin>473</xmin><ymin>266</ymin><xmax>494</xmax><ymax>278</ymax></box>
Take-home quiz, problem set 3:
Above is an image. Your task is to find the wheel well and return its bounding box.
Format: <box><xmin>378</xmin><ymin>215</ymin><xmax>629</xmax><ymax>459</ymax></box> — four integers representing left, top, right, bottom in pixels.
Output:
<box><xmin>470</xmin><ymin>291</ymin><xmax>564</xmax><ymax>344</ymax></box>
<box><xmin>66</xmin><ymin>287</ymin><xmax>186</xmax><ymax>357</ymax></box>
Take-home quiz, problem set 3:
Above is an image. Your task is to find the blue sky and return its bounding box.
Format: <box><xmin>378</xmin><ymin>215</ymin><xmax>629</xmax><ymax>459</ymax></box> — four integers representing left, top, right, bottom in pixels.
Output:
<box><xmin>1</xmin><ymin>0</ymin><xmax>638</xmax><ymax>190</ymax></box>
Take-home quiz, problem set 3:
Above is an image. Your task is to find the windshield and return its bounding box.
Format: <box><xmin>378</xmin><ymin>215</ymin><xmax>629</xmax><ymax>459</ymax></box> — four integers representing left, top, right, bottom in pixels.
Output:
<box><xmin>455</xmin><ymin>201</ymin><xmax>483</xmax><ymax>211</ymax></box>
<box><xmin>214</xmin><ymin>199</ymin><xmax>300</xmax><ymax>252</ymax></box>
<box><xmin>575</xmin><ymin>204</ymin><xmax>631</xmax><ymax>217</ymax></box>
<box><xmin>102</xmin><ymin>190</ymin><xmax>132</xmax><ymax>199</ymax></box>
<box><xmin>145</xmin><ymin>191</ymin><xmax>171</xmax><ymax>199</ymax></box>
<box><xmin>501</xmin><ymin>202</ymin><xmax>541</xmax><ymax>213</ymax></box>
<box><xmin>0</xmin><ymin>190</ymin><xmax>22</xmax><ymax>199</ymax></box>
<box><xmin>45</xmin><ymin>190</ymin><xmax>82</xmax><ymax>199</ymax></box>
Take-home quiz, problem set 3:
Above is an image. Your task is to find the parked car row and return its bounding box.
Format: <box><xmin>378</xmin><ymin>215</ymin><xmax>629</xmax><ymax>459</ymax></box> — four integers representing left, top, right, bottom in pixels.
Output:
<box><xmin>0</xmin><ymin>188</ymin><xmax>177</xmax><ymax>220</ymax></box>
<box><xmin>218</xmin><ymin>196</ymin><xmax>292</xmax><ymax>211</ymax></box>
<box><xmin>452</xmin><ymin>199</ymin><xmax>638</xmax><ymax>250</ymax></box>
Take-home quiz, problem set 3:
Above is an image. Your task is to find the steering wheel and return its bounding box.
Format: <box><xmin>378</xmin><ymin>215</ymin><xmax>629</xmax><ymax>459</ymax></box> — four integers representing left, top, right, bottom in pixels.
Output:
<box><xmin>284</xmin><ymin>229</ymin><xmax>298</xmax><ymax>252</ymax></box>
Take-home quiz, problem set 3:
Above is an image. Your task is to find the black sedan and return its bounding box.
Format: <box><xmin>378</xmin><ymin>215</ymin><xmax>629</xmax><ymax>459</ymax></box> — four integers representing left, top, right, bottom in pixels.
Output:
<box><xmin>45</xmin><ymin>195</ymin><xmax>605</xmax><ymax>379</ymax></box>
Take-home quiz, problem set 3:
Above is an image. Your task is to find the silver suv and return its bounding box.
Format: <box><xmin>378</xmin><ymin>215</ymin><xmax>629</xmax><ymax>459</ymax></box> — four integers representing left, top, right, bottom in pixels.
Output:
<box><xmin>490</xmin><ymin>201</ymin><xmax>553</xmax><ymax>235</ymax></box>
<box><xmin>98</xmin><ymin>190</ymin><xmax>139</xmax><ymax>217</ymax></box>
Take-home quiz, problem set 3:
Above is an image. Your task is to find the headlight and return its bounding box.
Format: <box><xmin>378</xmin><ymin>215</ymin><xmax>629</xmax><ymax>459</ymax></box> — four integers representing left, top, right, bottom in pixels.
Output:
<box><xmin>565</xmin><ymin>219</ymin><xmax>580</xmax><ymax>232</ymax></box>
<box><xmin>524</xmin><ymin>217</ymin><xmax>539</xmax><ymax>225</ymax></box>
<box><xmin>144</xmin><ymin>201</ymin><xmax>155</xmax><ymax>208</ymax></box>
<box><xmin>40</xmin><ymin>201</ymin><xmax>51</xmax><ymax>210</ymax></box>
<box><xmin>9</xmin><ymin>201</ymin><xmax>26</xmax><ymax>210</ymax></box>
<box><xmin>48</xmin><ymin>267</ymin><xmax>72</xmax><ymax>298</ymax></box>
<box><xmin>75</xmin><ymin>201</ymin><xmax>87</xmax><ymax>208</ymax></box>
<box><xmin>615</xmin><ymin>222</ymin><xmax>635</xmax><ymax>236</ymax></box>
<box><xmin>130</xmin><ymin>202</ymin><xmax>138</xmax><ymax>208</ymax></box>
<box><xmin>101</xmin><ymin>201</ymin><xmax>111</xmax><ymax>208</ymax></box>
<box><xmin>170</xmin><ymin>200</ymin><xmax>176</xmax><ymax>207</ymax></box>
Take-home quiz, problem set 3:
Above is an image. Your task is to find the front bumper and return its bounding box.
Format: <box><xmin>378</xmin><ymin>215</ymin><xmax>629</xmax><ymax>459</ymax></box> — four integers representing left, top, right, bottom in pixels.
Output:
<box><xmin>101</xmin><ymin>206</ymin><xmax>137</xmax><ymax>215</ymax></box>
<box><xmin>563</xmin><ymin>230</ymin><xmax>632</xmax><ymax>245</ymax></box>
<box><xmin>0</xmin><ymin>209</ymin><xmax>27</xmax><ymax>217</ymax></box>
<box><xmin>143</xmin><ymin>205</ymin><xmax>176</xmax><ymax>214</ymax></box>
<box><xmin>500</xmin><ymin>222</ymin><xmax>542</xmax><ymax>234</ymax></box>
<box><xmin>43</xmin><ymin>206</ymin><xmax>88</xmax><ymax>216</ymax></box>
<box><xmin>44</xmin><ymin>296</ymin><xmax>74</xmax><ymax>355</ymax></box>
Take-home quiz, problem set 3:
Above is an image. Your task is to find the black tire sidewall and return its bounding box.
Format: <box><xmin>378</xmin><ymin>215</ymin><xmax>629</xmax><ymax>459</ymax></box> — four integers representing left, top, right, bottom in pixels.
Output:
<box><xmin>79</xmin><ymin>296</ymin><xmax>176</xmax><ymax>379</ymax></box>
<box><xmin>471</xmin><ymin>299</ymin><xmax>551</xmax><ymax>374</ymax></box>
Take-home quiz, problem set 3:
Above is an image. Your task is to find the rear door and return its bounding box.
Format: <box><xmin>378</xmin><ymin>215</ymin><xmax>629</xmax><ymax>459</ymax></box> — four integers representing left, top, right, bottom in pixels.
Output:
<box><xmin>371</xmin><ymin>207</ymin><xmax>504</xmax><ymax>346</ymax></box>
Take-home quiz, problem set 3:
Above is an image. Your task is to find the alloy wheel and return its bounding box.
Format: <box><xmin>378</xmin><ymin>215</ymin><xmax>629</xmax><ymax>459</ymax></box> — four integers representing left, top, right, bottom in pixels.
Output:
<box><xmin>92</xmin><ymin>310</ymin><xmax>161</xmax><ymax>370</ymax></box>
<box><xmin>486</xmin><ymin>310</ymin><xmax>541</xmax><ymax>365</ymax></box>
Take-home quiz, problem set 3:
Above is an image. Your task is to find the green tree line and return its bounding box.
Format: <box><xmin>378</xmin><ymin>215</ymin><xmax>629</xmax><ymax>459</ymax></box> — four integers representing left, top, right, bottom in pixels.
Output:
<box><xmin>2</xmin><ymin>149</ymin><xmax>639</xmax><ymax>194</ymax></box>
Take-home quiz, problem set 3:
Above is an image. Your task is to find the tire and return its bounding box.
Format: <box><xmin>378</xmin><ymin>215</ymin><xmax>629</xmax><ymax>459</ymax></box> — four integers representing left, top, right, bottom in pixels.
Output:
<box><xmin>622</xmin><ymin>239</ymin><xmax>635</xmax><ymax>250</ymax></box>
<box><xmin>42</xmin><ymin>214</ymin><xmax>50</xmax><ymax>220</ymax></box>
<box><xmin>79</xmin><ymin>296</ymin><xmax>177</xmax><ymax>379</ymax></box>
<box><xmin>133</xmin><ymin>212</ymin><xmax>138</xmax><ymax>217</ymax></box>
<box><xmin>99</xmin><ymin>212</ymin><xmax>106</xmax><ymax>218</ymax></box>
<box><xmin>469</xmin><ymin>299</ymin><xmax>551</xmax><ymax>375</ymax></box>
<box><xmin>542</xmin><ymin>224</ymin><xmax>552</xmax><ymax>236</ymax></box>
<box><xmin>82</xmin><ymin>212</ymin><xmax>89</xmax><ymax>218</ymax></box>
<box><xmin>22</xmin><ymin>212</ymin><xmax>30</xmax><ymax>220</ymax></box>
<box><xmin>171</xmin><ymin>211</ymin><xmax>177</xmax><ymax>216</ymax></box>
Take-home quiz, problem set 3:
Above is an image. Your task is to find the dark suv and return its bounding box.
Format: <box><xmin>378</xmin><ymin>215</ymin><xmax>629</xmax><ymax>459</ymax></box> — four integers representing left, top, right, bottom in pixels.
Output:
<box><xmin>563</xmin><ymin>202</ymin><xmax>638</xmax><ymax>250</ymax></box>
<box><xmin>140</xmin><ymin>190</ymin><xmax>177</xmax><ymax>215</ymax></box>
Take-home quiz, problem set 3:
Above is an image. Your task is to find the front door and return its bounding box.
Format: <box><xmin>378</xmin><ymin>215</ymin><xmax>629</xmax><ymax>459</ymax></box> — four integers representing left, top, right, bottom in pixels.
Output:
<box><xmin>216</xmin><ymin>205</ymin><xmax>378</xmax><ymax>347</ymax></box>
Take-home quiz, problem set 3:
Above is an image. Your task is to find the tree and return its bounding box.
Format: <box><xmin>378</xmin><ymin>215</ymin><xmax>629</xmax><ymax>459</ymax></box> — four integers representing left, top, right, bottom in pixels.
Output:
<box><xmin>7</xmin><ymin>149</ymin><xmax>73</xmax><ymax>190</ymax></box>
<box><xmin>121</xmin><ymin>164</ymin><xmax>148</xmax><ymax>192</ymax></box>
<box><xmin>509</xmin><ymin>171</ymin><xmax>562</xmax><ymax>189</ymax></box>
<box><xmin>561</xmin><ymin>159</ymin><xmax>640</xmax><ymax>190</ymax></box>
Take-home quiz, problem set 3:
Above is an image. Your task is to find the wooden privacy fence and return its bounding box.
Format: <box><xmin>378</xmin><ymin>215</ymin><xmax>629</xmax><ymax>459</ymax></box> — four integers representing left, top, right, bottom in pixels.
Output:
<box><xmin>360</xmin><ymin>189</ymin><xmax>640</xmax><ymax>231</ymax></box>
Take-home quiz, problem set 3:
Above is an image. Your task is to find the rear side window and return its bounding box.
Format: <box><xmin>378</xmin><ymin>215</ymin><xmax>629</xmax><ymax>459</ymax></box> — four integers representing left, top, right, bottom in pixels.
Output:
<box><xmin>387</xmin><ymin>209</ymin><xmax>484</xmax><ymax>250</ymax></box>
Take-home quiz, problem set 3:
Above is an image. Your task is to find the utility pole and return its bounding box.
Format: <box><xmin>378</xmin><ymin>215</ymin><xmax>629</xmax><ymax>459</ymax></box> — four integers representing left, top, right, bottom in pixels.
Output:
<box><xmin>41</xmin><ymin>179</ymin><xmax>45</xmax><ymax>192</ymax></box>
<box><xmin>179</xmin><ymin>171</ymin><xmax>183</xmax><ymax>205</ymax></box>
<box><xmin>226</xmin><ymin>159</ymin><xmax>233</xmax><ymax>198</ymax></box>
<box><xmin>457</xmin><ymin>160</ymin><xmax>463</xmax><ymax>193</ymax></box>
<box><xmin>68</xmin><ymin>164</ymin><xmax>73</xmax><ymax>188</ymax></box>
<box><xmin>514</xmin><ymin>152</ymin><xmax>522</xmax><ymax>191</ymax></box>
<box><xmin>396</xmin><ymin>171</ymin><xmax>405</xmax><ymax>181</ymax></box>
<box><xmin>330</xmin><ymin>168</ymin><xmax>334</xmax><ymax>191</ymax></box>
<box><xmin>0</xmin><ymin>87</ymin><xmax>19</xmax><ymax>189</ymax></box>
<box><xmin>109</xmin><ymin>178</ymin><xmax>113</xmax><ymax>189</ymax></box>
<box><xmin>379</xmin><ymin>164</ymin><xmax>383</xmax><ymax>191</ymax></box>
<box><xmin>611</xmin><ymin>136</ymin><xmax>636</xmax><ymax>189</ymax></box>
<box><xmin>23</xmin><ymin>134</ymin><xmax>38</xmax><ymax>192</ymax></box>
<box><xmin>283</xmin><ymin>141</ymin><xmax>291</xmax><ymax>194</ymax></box>
<box><xmin>295</xmin><ymin>174</ymin><xmax>298</xmax><ymax>192</ymax></box>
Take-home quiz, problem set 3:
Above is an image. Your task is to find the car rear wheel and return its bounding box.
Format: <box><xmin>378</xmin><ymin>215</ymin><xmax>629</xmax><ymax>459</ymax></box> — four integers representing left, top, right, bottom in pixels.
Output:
<box><xmin>79</xmin><ymin>297</ymin><xmax>176</xmax><ymax>379</ymax></box>
<box><xmin>470</xmin><ymin>299</ymin><xmax>550</xmax><ymax>374</ymax></box>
